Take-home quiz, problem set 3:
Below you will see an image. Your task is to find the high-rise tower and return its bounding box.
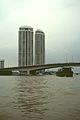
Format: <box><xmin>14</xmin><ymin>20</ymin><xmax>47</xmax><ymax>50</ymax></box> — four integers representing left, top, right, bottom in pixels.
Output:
<box><xmin>18</xmin><ymin>26</ymin><xmax>33</xmax><ymax>66</ymax></box>
<box><xmin>35</xmin><ymin>29</ymin><xmax>45</xmax><ymax>65</ymax></box>
<box><xmin>0</xmin><ymin>59</ymin><xmax>4</xmax><ymax>68</ymax></box>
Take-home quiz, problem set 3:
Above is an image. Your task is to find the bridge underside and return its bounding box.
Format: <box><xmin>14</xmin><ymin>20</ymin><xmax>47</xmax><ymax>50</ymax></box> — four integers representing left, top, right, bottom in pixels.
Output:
<box><xmin>19</xmin><ymin>69</ymin><xmax>45</xmax><ymax>75</ymax></box>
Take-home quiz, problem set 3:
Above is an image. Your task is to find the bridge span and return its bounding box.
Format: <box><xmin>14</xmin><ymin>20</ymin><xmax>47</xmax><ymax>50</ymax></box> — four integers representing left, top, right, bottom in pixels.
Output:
<box><xmin>1</xmin><ymin>62</ymin><xmax>80</xmax><ymax>75</ymax></box>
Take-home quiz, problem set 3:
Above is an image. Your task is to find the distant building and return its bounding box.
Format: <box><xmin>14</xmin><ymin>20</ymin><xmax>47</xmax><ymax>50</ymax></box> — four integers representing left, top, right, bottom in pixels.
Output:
<box><xmin>0</xmin><ymin>60</ymin><xmax>4</xmax><ymax>69</ymax></box>
<box><xmin>35</xmin><ymin>29</ymin><xmax>45</xmax><ymax>65</ymax></box>
<box><xmin>18</xmin><ymin>26</ymin><xmax>33</xmax><ymax>66</ymax></box>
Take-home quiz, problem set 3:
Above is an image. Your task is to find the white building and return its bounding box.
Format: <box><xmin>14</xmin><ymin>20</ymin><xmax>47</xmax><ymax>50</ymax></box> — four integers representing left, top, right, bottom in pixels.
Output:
<box><xmin>18</xmin><ymin>26</ymin><xmax>33</xmax><ymax>66</ymax></box>
<box><xmin>35</xmin><ymin>29</ymin><xmax>45</xmax><ymax>65</ymax></box>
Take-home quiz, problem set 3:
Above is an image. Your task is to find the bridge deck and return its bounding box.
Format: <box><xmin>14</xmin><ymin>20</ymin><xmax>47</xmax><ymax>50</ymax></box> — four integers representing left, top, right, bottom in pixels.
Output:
<box><xmin>0</xmin><ymin>62</ymin><xmax>80</xmax><ymax>71</ymax></box>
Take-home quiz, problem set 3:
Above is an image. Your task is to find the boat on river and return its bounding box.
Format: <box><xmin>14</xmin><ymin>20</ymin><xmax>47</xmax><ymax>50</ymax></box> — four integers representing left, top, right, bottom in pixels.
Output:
<box><xmin>56</xmin><ymin>67</ymin><xmax>73</xmax><ymax>77</ymax></box>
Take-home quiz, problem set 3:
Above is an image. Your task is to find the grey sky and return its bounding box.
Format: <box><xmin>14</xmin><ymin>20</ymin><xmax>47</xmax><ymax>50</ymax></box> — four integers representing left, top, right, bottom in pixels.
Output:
<box><xmin>0</xmin><ymin>0</ymin><xmax>80</xmax><ymax>67</ymax></box>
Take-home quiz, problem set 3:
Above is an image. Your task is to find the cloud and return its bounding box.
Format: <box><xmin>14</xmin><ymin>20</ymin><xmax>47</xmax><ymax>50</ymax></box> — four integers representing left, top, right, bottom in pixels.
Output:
<box><xmin>62</xmin><ymin>0</ymin><xmax>80</xmax><ymax>8</ymax></box>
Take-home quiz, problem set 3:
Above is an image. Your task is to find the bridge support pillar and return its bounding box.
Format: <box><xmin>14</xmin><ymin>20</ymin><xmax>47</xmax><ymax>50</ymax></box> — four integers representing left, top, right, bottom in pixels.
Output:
<box><xmin>27</xmin><ymin>70</ymin><xmax>30</xmax><ymax>75</ymax></box>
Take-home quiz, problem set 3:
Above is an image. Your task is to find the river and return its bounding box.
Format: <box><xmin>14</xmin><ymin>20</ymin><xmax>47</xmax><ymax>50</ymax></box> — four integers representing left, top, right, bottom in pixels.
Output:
<box><xmin>0</xmin><ymin>75</ymin><xmax>80</xmax><ymax>120</ymax></box>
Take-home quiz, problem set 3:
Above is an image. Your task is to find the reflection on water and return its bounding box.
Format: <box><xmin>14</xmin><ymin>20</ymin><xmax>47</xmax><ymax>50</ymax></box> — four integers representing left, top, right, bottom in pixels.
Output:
<box><xmin>0</xmin><ymin>75</ymin><xmax>80</xmax><ymax>120</ymax></box>
<box><xmin>14</xmin><ymin>76</ymin><xmax>48</xmax><ymax>120</ymax></box>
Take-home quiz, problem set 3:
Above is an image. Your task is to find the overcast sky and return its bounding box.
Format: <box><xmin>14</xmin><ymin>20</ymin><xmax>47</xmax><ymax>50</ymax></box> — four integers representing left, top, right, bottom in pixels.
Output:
<box><xmin>0</xmin><ymin>0</ymin><xmax>80</xmax><ymax>67</ymax></box>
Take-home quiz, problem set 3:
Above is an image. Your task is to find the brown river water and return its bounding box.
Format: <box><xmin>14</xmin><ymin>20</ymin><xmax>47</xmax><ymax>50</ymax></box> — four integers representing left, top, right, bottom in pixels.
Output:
<box><xmin>0</xmin><ymin>75</ymin><xmax>80</xmax><ymax>120</ymax></box>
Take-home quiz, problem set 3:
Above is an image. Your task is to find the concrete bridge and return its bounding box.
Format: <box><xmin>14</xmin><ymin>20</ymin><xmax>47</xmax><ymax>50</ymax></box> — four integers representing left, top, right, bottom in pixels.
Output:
<box><xmin>1</xmin><ymin>62</ymin><xmax>80</xmax><ymax>75</ymax></box>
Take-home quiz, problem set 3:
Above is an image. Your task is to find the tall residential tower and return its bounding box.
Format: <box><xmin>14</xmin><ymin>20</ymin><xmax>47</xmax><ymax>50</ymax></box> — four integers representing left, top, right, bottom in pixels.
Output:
<box><xmin>18</xmin><ymin>26</ymin><xmax>33</xmax><ymax>66</ymax></box>
<box><xmin>35</xmin><ymin>29</ymin><xmax>45</xmax><ymax>65</ymax></box>
<box><xmin>0</xmin><ymin>59</ymin><xmax>4</xmax><ymax>69</ymax></box>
